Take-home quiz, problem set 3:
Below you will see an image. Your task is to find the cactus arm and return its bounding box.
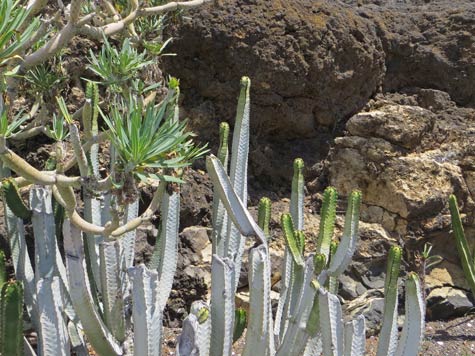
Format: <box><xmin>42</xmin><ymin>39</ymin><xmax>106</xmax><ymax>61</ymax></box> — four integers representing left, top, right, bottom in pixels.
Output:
<box><xmin>326</xmin><ymin>241</ymin><xmax>339</xmax><ymax>294</ymax></box>
<box><xmin>30</xmin><ymin>186</ymin><xmax>76</xmax><ymax>322</ymax></box>
<box><xmin>4</xmin><ymin>205</ymin><xmax>37</xmax><ymax>324</ymax></box>
<box><xmin>276</xmin><ymin>257</ymin><xmax>316</xmax><ymax>356</ymax></box>
<box><xmin>69</xmin><ymin>124</ymin><xmax>89</xmax><ymax>176</ymax></box>
<box><xmin>0</xmin><ymin>250</ymin><xmax>5</xmax><ymax>286</ymax></box>
<box><xmin>281</xmin><ymin>214</ymin><xmax>304</xmax><ymax>267</ymax></box>
<box><xmin>316</xmin><ymin>186</ymin><xmax>337</xmax><ymax>261</ymax></box>
<box><xmin>83</xmin><ymin>195</ymin><xmax>105</xmax><ymax>293</ymax></box>
<box><xmin>99</xmin><ymin>241</ymin><xmax>126</xmax><ymax>342</ymax></box>
<box><xmin>149</xmin><ymin>190</ymin><xmax>180</xmax><ymax>310</ymax></box>
<box><xmin>68</xmin><ymin>320</ymin><xmax>88</xmax><ymax>356</ymax></box>
<box><xmin>225</xmin><ymin>76</ymin><xmax>251</xmax><ymax>290</ymax></box>
<box><xmin>1</xmin><ymin>178</ymin><xmax>31</xmax><ymax>219</ymax></box>
<box><xmin>121</xmin><ymin>199</ymin><xmax>139</xmax><ymax>270</ymax></box>
<box><xmin>176</xmin><ymin>314</ymin><xmax>200</xmax><ymax>356</ymax></box>
<box><xmin>376</xmin><ymin>246</ymin><xmax>402</xmax><ymax>356</ymax></box>
<box><xmin>257</xmin><ymin>197</ymin><xmax>272</xmax><ymax>240</ymax></box>
<box><xmin>328</xmin><ymin>190</ymin><xmax>361</xmax><ymax>277</ymax></box>
<box><xmin>343</xmin><ymin>315</ymin><xmax>366</xmax><ymax>356</ymax></box>
<box><xmin>212</xmin><ymin>122</ymin><xmax>230</xmax><ymax>256</ymax></box>
<box><xmin>190</xmin><ymin>301</ymin><xmax>211</xmax><ymax>356</ymax></box>
<box><xmin>210</xmin><ymin>255</ymin><xmax>235</xmax><ymax>356</ymax></box>
<box><xmin>128</xmin><ymin>265</ymin><xmax>163</xmax><ymax>356</ymax></box>
<box><xmin>0</xmin><ymin>281</ymin><xmax>23</xmax><ymax>356</ymax></box>
<box><xmin>233</xmin><ymin>308</ymin><xmax>247</xmax><ymax>343</ymax></box>
<box><xmin>290</xmin><ymin>158</ymin><xmax>305</xmax><ymax>231</ymax></box>
<box><xmin>319</xmin><ymin>288</ymin><xmax>344</xmax><ymax>356</ymax></box>
<box><xmin>448</xmin><ymin>194</ymin><xmax>475</xmax><ymax>296</ymax></box>
<box><xmin>36</xmin><ymin>277</ymin><xmax>70</xmax><ymax>356</ymax></box>
<box><xmin>63</xmin><ymin>219</ymin><xmax>123</xmax><ymax>356</ymax></box>
<box><xmin>30</xmin><ymin>187</ymin><xmax>59</xmax><ymax>281</ymax></box>
<box><xmin>242</xmin><ymin>245</ymin><xmax>274</xmax><ymax>356</ymax></box>
<box><xmin>274</xmin><ymin>248</ymin><xmax>292</xmax><ymax>343</ymax></box>
<box><xmin>394</xmin><ymin>273</ymin><xmax>425</xmax><ymax>356</ymax></box>
<box><xmin>206</xmin><ymin>154</ymin><xmax>266</xmax><ymax>245</ymax></box>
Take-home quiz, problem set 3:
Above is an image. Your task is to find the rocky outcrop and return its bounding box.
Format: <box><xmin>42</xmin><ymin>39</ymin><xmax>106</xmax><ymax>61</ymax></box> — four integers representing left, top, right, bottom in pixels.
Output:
<box><xmin>163</xmin><ymin>0</ymin><xmax>385</xmax><ymax>141</ymax></box>
<box><xmin>154</xmin><ymin>0</ymin><xmax>475</xmax><ymax>323</ymax></box>
<box><xmin>329</xmin><ymin>91</ymin><xmax>475</xmax><ymax>318</ymax></box>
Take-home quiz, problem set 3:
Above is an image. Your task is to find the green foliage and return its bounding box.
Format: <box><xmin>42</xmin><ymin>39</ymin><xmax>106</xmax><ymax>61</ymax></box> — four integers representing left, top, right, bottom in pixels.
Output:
<box><xmin>0</xmin><ymin>106</ymin><xmax>27</xmax><ymax>138</ymax></box>
<box><xmin>0</xmin><ymin>0</ymin><xmax>39</xmax><ymax>67</ymax></box>
<box><xmin>47</xmin><ymin>114</ymin><xmax>69</xmax><ymax>141</ymax></box>
<box><xmin>23</xmin><ymin>63</ymin><xmax>65</xmax><ymax>96</ymax></box>
<box><xmin>88</xmin><ymin>37</ymin><xmax>154</xmax><ymax>93</ymax></box>
<box><xmin>101</xmin><ymin>95</ymin><xmax>207</xmax><ymax>182</ymax></box>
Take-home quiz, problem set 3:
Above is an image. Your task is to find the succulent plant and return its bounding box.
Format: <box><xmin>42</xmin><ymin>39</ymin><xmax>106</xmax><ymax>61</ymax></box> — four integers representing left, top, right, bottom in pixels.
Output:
<box><xmin>178</xmin><ymin>77</ymin><xmax>426</xmax><ymax>356</ymax></box>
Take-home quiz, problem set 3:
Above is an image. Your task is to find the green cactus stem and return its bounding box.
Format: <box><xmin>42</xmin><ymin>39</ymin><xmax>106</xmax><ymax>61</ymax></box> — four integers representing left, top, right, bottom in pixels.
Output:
<box><xmin>377</xmin><ymin>245</ymin><xmax>402</xmax><ymax>356</ymax></box>
<box><xmin>326</xmin><ymin>241</ymin><xmax>339</xmax><ymax>294</ymax></box>
<box><xmin>0</xmin><ymin>280</ymin><xmax>23</xmax><ymax>356</ymax></box>
<box><xmin>290</xmin><ymin>158</ymin><xmax>305</xmax><ymax>230</ymax></box>
<box><xmin>218</xmin><ymin>122</ymin><xmax>230</xmax><ymax>167</ymax></box>
<box><xmin>0</xmin><ymin>250</ymin><xmax>5</xmax><ymax>287</ymax></box>
<box><xmin>448</xmin><ymin>194</ymin><xmax>475</xmax><ymax>297</ymax></box>
<box><xmin>1</xmin><ymin>178</ymin><xmax>31</xmax><ymax>219</ymax></box>
<box><xmin>233</xmin><ymin>308</ymin><xmax>247</xmax><ymax>342</ymax></box>
<box><xmin>316</xmin><ymin>186</ymin><xmax>337</xmax><ymax>260</ymax></box>
<box><xmin>281</xmin><ymin>214</ymin><xmax>304</xmax><ymax>267</ymax></box>
<box><xmin>258</xmin><ymin>197</ymin><xmax>272</xmax><ymax>240</ymax></box>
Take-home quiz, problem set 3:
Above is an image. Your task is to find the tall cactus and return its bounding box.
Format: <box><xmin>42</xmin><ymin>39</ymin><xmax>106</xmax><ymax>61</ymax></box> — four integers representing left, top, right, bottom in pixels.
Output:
<box><xmin>192</xmin><ymin>77</ymin><xmax>427</xmax><ymax>356</ymax></box>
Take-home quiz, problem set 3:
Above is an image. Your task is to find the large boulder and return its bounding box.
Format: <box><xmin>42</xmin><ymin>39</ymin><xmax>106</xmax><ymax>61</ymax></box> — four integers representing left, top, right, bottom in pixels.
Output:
<box><xmin>328</xmin><ymin>92</ymin><xmax>475</xmax><ymax>318</ymax></box>
<box><xmin>163</xmin><ymin>0</ymin><xmax>385</xmax><ymax>141</ymax></box>
<box><xmin>352</xmin><ymin>1</ymin><xmax>475</xmax><ymax>107</ymax></box>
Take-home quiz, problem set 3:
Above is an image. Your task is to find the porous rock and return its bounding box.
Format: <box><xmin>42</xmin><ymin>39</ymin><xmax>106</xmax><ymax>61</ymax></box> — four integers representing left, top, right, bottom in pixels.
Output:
<box><xmin>163</xmin><ymin>0</ymin><xmax>385</xmax><ymax>141</ymax></box>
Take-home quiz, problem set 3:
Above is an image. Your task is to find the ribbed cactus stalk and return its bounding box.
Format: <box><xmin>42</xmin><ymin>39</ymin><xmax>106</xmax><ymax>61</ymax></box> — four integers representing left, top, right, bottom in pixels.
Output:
<box><xmin>316</xmin><ymin>186</ymin><xmax>337</xmax><ymax>260</ymax></box>
<box><xmin>0</xmin><ymin>280</ymin><xmax>23</xmax><ymax>356</ymax></box>
<box><xmin>1</xmin><ymin>178</ymin><xmax>31</xmax><ymax>219</ymax></box>
<box><xmin>225</xmin><ymin>76</ymin><xmax>251</xmax><ymax>292</ymax></box>
<box><xmin>193</xmin><ymin>77</ymin><xmax>426</xmax><ymax>356</ymax></box>
<box><xmin>0</xmin><ymin>250</ymin><xmax>5</xmax><ymax>286</ymax></box>
<box><xmin>448</xmin><ymin>194</ymin><xmax>475</xmax><ymax>297</ymax></box>
<box><xmin>212</xmin><ymin>122</ymin><xmax>230</xmax><ymax>257</ymax></box>
<box><xmin>233</xmin><ymin>308</ymin><xmax>247</xmax><ymax>343</ymax></box>
<box><xmin>377</xmin><ymin>246</ymin><xmax>402</xmax><ymax>356</ymax></box>
<box><xmin>257</xmin><ymin>197</ymin><xmax>272</xmax><ymax>240</ymax></box>
<box><xmin>395</xmin><ymin>272</ymin><xmax>425</xmax><ymax>356</ymax></box>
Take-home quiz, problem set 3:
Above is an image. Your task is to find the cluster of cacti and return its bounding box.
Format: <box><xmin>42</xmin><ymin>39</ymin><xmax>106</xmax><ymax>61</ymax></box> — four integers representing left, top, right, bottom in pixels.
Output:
<box><xmin>449</xmin><ymin>194</ymin><xmax>475</xmax><ymax>298</ymax></box>
<box><xmin>177</xmin><ymin>76</ymin><xmax>426</xmax><ymax>356</ymax></box>
<box><xmin>0</xmin><ymin>1</ymin><xmax>212</xmax><ymax>355</ymax></box>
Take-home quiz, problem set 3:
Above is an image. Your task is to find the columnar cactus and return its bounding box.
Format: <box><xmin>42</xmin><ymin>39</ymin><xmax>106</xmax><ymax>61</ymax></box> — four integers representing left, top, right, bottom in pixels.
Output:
<box><xmin>179</xmin><ymin>77</ymin><xmax>426</xmax><ymax>356</ymax></box>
